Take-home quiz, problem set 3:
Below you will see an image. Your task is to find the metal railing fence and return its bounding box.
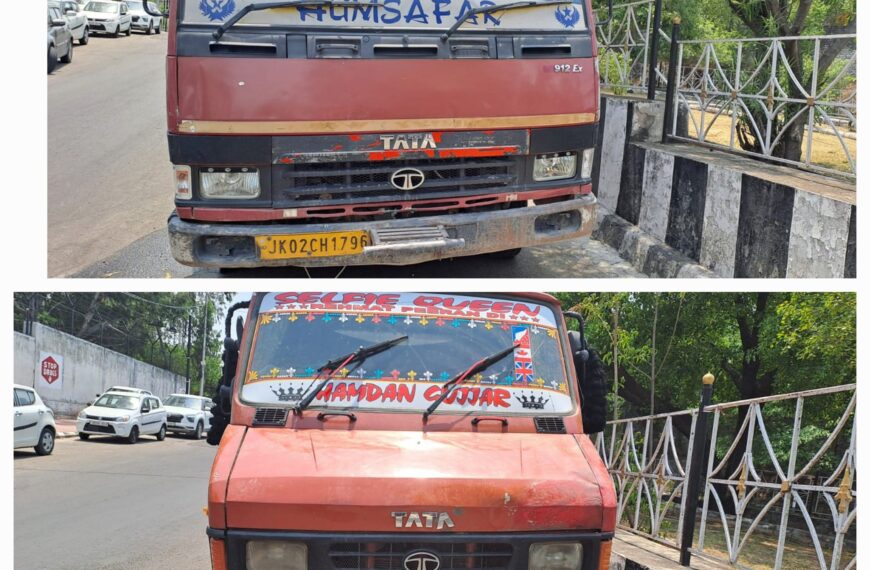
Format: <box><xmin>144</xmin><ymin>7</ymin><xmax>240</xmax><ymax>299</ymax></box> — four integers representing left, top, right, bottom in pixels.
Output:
<box><xmin>595</xmin><ymin>382</ymin><xmax>857</xmax><ymax>569</ymax></box>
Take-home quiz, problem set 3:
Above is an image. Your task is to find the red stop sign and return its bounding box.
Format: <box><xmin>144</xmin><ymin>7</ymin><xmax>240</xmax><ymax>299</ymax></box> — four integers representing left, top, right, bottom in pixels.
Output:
<box><xmin>41</xmin><ymin>356</ymin><xmax>60</xmax><ymax>384</ymax></box>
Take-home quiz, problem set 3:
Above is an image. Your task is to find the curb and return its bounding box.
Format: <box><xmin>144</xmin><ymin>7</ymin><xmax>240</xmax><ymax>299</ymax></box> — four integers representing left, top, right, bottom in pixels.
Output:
<box><xmin>593</xmin><ymin>209</ymin><xmax>715</xmax><ymax>279</ymax></box>
<box><xmin>57</xmin><ymin>431</ymin><xmax>78</xmax><ymax>439</ymax></box>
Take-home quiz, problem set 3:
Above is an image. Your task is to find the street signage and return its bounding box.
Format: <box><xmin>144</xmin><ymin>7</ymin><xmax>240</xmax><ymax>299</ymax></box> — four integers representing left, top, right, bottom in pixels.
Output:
<box><xmin>38</xmin><ymin>352</ymin><xmax>64</xmax><ymax>390</ymax></box>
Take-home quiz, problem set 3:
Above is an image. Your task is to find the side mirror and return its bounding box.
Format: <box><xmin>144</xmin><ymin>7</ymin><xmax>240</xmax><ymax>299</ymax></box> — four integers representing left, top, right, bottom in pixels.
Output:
<box><xmin>52</xmin><ymin>18</ymin><xmax>67</xmax><ymax>27</ymax></box>
<box><xmin>140</xmin><ymin>405</ymin><xmax>148</xmax><ymax>413</ymax></box>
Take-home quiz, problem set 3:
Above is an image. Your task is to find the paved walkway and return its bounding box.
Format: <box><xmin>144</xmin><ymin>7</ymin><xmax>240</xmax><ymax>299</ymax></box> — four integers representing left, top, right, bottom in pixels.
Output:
<box><xmin>612</xmin><ymin>532</ymin><xmax>731</xmax><ymax>570</ymax></box>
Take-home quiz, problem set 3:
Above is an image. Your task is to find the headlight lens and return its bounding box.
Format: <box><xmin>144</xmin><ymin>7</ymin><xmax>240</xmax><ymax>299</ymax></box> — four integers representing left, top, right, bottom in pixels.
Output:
<box><xmin>186</xmin><ymin>415</ymin><xmax>196</xmax><ymax>422</ymax></box>
<box><xmin>528</xmin><ymin>542</ymin><xmax>583</xmax><ymax>569</ymax></box>
<box><xmin>581</xmin><ymin>147</ymin><xmax>595</xmax><ymax>179</ymax></box>
<box><xmin>200</xmin><ymin>168</ymin><xmax>260</xmax><ymax>199</ymax></box>
<box><xmin>174</xmin><ymin>165</ymin><xmax>192</xmax><ymax>200</ymax></box>
<box><xmin>115</xmin><ymin>416</ymin><xmax>130</xmax><ymax>423</ymax></box>
<box><xmin>533</xmin><ymin>153</ymin><xmax>577</xmax><ymax>181</ymax></box>
<box><xmin>246</xmin><ymin>541</ymin><xmax>307</xmax><ymax>570</ymax></box>
<box><xmin>78</xmin><ymin>410</ymin><xmax>87</xmax><ymax>419</ymax></box>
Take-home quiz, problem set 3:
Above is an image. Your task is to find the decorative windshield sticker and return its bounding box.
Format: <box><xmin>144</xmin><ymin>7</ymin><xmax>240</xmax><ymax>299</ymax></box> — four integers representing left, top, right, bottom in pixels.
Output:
<box><xmin>184</xmin><ymin>0</ymin><xmax>588</xmax><ymax>31</ymax></box>
<box><xmin>241</xmin><ymin>293</ymin><xmax>573</xmax><ymax>414</ymax></box>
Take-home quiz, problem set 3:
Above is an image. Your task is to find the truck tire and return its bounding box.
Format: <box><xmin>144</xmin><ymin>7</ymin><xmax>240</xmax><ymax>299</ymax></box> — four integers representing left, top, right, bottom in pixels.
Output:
<box><xmin>35</xmin><ymin>427</ymin><xmax>55</xmax><ymax>456</ymax></box>
<box><xmin>579</xmin><ymin>348</ymin><xmax>607</xmax><ymax>434</ymax></box>
<box><xmin>48</xmin><ymin>45</ymin><xmax>58</xmax><ymax>73</ymax></box>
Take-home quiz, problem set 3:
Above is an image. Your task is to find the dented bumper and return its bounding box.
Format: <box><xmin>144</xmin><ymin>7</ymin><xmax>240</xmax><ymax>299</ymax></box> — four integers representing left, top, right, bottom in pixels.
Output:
<box><xmin>168</xmin><ymin>194</ymin><xmax>596</xmax><ymax>268</ymax></box>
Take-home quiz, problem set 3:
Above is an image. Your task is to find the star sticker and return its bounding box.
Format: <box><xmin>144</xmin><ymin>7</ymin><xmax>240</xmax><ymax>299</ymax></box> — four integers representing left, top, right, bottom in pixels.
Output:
<box><xmin>550</xmin><ymin>380</ymin><xmax>559</xmax><ymax>389</ymax></box>
<box><xmin>247</xmin><ymin>370</ymin><xmax>259</xmax><ymax>381</ymax></box>
<box><xmin>322</xmin><ymin>314</ymin><xmax>333</xmax><ymax>322</ymax></box>
<box><xmin>404</xmin><ymin>316</ymin><xmax>414</xmax><ymax>325</ymax></box>
<box><xmin>372</xmin><ymin>315</ymin><xmax>381</xmax><ymax>323</ymax></box>
<box><xmin>286</xmin><ymin>367</ymin><xmax>296</xmax><ymax>377</ymax></box>
<box><xmin>355</xmin><ymin>314</ymin><xmax>365</xmax><ymax>323</ymax></box>
<box><xmin>440</xmin><ymin>372</ymin><xmax>450</xmax><ymax>381</ymax></box>
<box><xmin>504</xmin><ymin>375</ymin><xmax>514</xmax><ymax>384</ymax></box>
<box><xmin>484</xmin><ymin>322</ymin><xmax>493</xmax><ymax>330</ymax></box>
<box><xmin>407</xmin><ymin>370</ymin><xmax>418</xmax><ymax>380</ymax></box>
<box><xmin>452</xmin><ymin>319</ymin><xmax>462</xmax><ymax>328</ymax></box>
<box><xmin>270</xmin><ymin>367</ymin><xmax>281</xmax><ymax>377</ymax></box>
<box><xmin>535</xmin><ymin>378</ymin><xmax>545</xmax><ymax>387</ymax></box>
<box><xmin>260</xmin><ymin>314</ymin><xmax>273</xmax><ymax>325</ymax></box>
<box><xmin>355</xmin><ymin>368</ymin><xmax>367</xmax><ymax>379</ymax></box>
<box><xmin>305</xmin><ymin>313</ymin><xmax>315</xmax><ymax>322</ymax></box>
<box><xmin>547</xmin><ymin>329</ymin><xmax>557</xmax><ymax>338</ymax></box>
<box><xmin>387</xmin><ymin>316</ymin><xmax>398</xmax><ymax>324</ymax></box>
<box><xmin>339</xmin><ymin>314</ymin><xmax>349</xmax><ymax>322</ymax></box>
<box><xmin>272</xmin><ymin>314</ymin><xmax>282</xmax><ymax>322</ymax></box>
<box><xmin>390</xmin><ymin>369</ymin><xmax>401</xmax><ymax>380</ymax></box>
<box><xmin>339</xmin><ymin>367</ymin><xmax>350</xmax><ymax>377</ymax></box>
<box><xmin>472</xmin><ymin>373</ymin><xmax>483</xmax><ymax>383</ymax></box>
<box><xmin>288</xmin><ymin>313</ymin><xmax>298</xmax><ymax>322</ymax></box>
<box><xmin>488</xmin><ymin>374</ymin><xmax>499</xmax><ymax>383</ymax></box>
<box><xmin>559</xmin><ymin>382</ymin><xmax>567</xmax><ymax>392</ymax></box>
<box><xmin>419</xmin><ymin>317</ymin><xmax>429</xmax><ymax>326</ymax></box>
<box><xmin>532</xmin><ymin>327</ymin><xmax>541</xmax><ymax>335</ymax></box>
<box><xmin>467</xmin><ymin>320</ymin><xmax>477</xmax><ymax>328</ymax></box>
<box><xmin>374</xmin><ymin>369</ymin><xmax>384</xmax><ymax>379</ymax></box>
<box><xmin>304</xmin><ymin>367</ymin><xmax>315</xmax><ymax>376</ymax></box>
<box><xmin>435</xmin><ymin>317</ymin><xmax>445</xmax><ymax>326</ymax></box>
<box><xmin>423</xmin><ymin>371</ymin><xmax>433</xmax><ymax>381</ymax></box>
<box><xmin>501</xmin><ymin>323</ymin><xmax>510</xmax><ymax>330</ymax></box>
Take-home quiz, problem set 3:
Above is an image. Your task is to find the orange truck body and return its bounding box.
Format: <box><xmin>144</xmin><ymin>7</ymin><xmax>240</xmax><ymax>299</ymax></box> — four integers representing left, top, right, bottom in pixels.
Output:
<box><xmin>207</xmin><ymin>292</ymin><xmax>616</xmax><ymax>569</ymax></box>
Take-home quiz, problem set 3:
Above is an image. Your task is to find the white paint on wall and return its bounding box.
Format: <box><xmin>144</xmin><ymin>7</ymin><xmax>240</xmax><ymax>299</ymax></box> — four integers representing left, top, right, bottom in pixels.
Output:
<box><xmin>699</xmin><ymin>165</ymin><xmax>742</xmax><ymax>277</ymax></box>
<box><xmin>637</xmin><ymin>149</ymin><xmax>675</xmax><ymax>241</ymax></box>
<box><xmin>786</xmin><ymin>191</ymin><xmax>851</xmax><ymax>278</ymax></box>
<box><xmin>596</xmin><ymin>98</ymin><xmax>629</xmax><ymax>212</ymax></box>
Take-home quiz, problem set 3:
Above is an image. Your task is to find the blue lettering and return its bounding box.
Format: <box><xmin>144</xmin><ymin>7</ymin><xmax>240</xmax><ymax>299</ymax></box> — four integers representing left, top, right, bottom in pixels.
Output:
<box><xmin>432</xmin><ymin>0</ymin><xmax>451</xmax><ymax>24</ymax></box>
<box><xmin>297</xmin><ymin>5</ymin><xmax>325</xmax><ymax>21</ymax></box>
<box><xmin>381</xmin><ymin>0</ymin><xmax>401</xmax><ymax>23</ymax></box>
<box><xmin>352</xmin><ymin>1</ymin><xmax>379</xmax><ymax>22</ymax></box>
<box><xmin>329</xmin><ymin>4</ymin><xmax>349</xmax><ymax>20</ymax></box>
<box><xmin>454</xmin><ymin>0</ymin><xmax>478</xmax><ymax>24</ymax></box>
<box><xmin>480</xmin><ymin>0</ymin><xmax>500</xmax><ymax>24</ymax></box>
<box><xmin>403</xmin><ymin>0</ymin><xmax>428</xmax><ymax>24</ymax></box>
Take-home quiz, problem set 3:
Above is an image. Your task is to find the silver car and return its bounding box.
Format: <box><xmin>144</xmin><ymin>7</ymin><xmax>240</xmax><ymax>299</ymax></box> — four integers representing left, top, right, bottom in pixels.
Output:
<box><xmin>49</xmin><ymin>0</ymin><xmax>89</xmax><ymax>45</ymax></box>
<box><xmin>47</xmin><ymin>5</ymin><xmax>73</xmax><ymax>73</ymax></box>
<box><xmin>82</xmin><ymin>0</ymin><xmax>131</xmax><ymax>37</ymax></box>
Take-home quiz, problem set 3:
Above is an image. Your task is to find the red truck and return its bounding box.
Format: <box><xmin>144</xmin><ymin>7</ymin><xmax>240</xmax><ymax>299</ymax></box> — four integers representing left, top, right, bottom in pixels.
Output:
<box><xmin>204</xmin><ymin>292</ymin><xmax>615</xmax><ymax>569</ymax></box>
<box><xmin>148</xmin><ymin>0</ymin><xmax>607</xmax><ymax>269</ymax></box>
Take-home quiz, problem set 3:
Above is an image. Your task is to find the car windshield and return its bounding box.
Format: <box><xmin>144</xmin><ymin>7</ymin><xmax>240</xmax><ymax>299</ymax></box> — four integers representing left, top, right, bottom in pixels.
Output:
<box><xmin>164</xmin><ymin>395</ymin><xmax>201</xmax><ymax>409</ymax></box>
<box><xmin>241</xmin><ymin>293</ymin><xmax>573</xmax><ymax>415</ymax></box>
<box><xmin>181</xmin><ymin>0</ymin><xmax>588</xmax><ymax>32</ymax></box>
<box><xmin>126</xmin><ymin>1</ymin><xmax>143</xmax><ymax>9</ymax></box>
<box><xmin>94</xmin><ymin>394</ymin><xmax>140</xmax><ymax>410</ymax></box>
<box><xmin>85</xmin><ymin>2</ymin><xmax>118</xmax><ymax>12</ymax></box>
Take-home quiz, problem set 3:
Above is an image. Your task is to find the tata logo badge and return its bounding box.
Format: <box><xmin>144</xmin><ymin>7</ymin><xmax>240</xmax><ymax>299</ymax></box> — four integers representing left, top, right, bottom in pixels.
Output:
<box><xmin>390</xmin><ymin>168</ymin><xmax>426</xmax><ymax>191</ymax></box>
<box><xmin>391</xmin><ymin>511</ymin><xmax>455</xmax><ymax>530</ymax></box>
<box><xmin>380</xmin><ymin>133</ymin><xmax>437</xmax><ymax>151</ymax></box>
<box><xmin>403</xmin><ymin>551</ymin><xmax>441</xmax><ymax>570</ymax></box>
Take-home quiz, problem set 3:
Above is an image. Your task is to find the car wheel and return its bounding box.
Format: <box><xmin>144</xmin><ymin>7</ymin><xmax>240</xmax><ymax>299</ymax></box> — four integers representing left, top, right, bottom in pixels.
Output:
<box><xmin>193</xmin><ymin>421</ymin><xmax>203</xmax><ymax>439</ymax></box>
<box><xmin>78</xmin><ymin>432</ymin><xmax>90</xmax><ymax>441</ymax></box>
<box><xmin>146</xmin><ymin>22</ymin><xmax>153</xmax><ymax>35</ymax></box>
<box><xmin>80</xmin><ymin>28</ymin><xmax>89</xmax><ymax>45</ymax></box>
<box><xmin>127</xmin><ymin>426</ymin><xmax>139</xmax><ymax>444</ymax></box>
<box><xmin>156</xmin><ymin>424</ymin><xmax>166</xmax><ymax>441</ymax></box>
<box><xmin>60</xmin><ymin>42</ymin><xmax>73</xmax><ymax>64</ymax></box>
<box><xmin>35</xmin><ymin>428</ymin><xmax>55</xmax><ymax>456</ymax></box>
<box><xmin>155</xmin><ymin>22</ymin><xmax>161</xmax><ymax>34</ymax></box>
<box><xmin>112</xmin><ymin>24</ymin><xmax>120</xmax><ymax>37</ymax></box>
<box><xmin>48</xmin><ymin>45</ymin><xmax>58</xmax><ymax>73</ymax></box>
<box><xmin>125</xmin><ymin>23</ymin><xmax>131</xmax><ymax>36</ymax></box>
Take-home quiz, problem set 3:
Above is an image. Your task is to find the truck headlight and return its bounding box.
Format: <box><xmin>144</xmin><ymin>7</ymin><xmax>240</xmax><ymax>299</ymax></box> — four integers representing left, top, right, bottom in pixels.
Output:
<box><xmin>246</xmin><ymin>541</ymin><xmax>307</xmax><ymax>570</ymax></box>
<box><xmin>533</xmin><ymin>153</ymin><xmax>577</xmax><ymax>181</ymax></box>
<box><xmin>581</xmin><ymin>147</ymin><xmax>595</xmax><ymax>179</ymax></box>
<box><xmin>174</xmin><ymin>165</ymin><xmax>192</xmax><ymax>200</ymax></box>
<box><xmin>529</xmin><ymin>542</ymin><xmax>583</xmax><ymax>569</ymax></box>
<box><xmin>201</xmin><ymin>168</ymin><xmax>260</xmax><ymax>199</ymax></box>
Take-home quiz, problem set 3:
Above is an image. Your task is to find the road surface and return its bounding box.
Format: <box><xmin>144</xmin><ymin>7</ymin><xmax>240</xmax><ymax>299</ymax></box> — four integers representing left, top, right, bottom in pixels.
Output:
<box><xmin>14</xmin><ymin>434</ymin><xmax>214</xmax><ymax>570</ymax></box>
<box><xmin>48</xmin><ymin>32</ymin><xmax>643</xmax><ymax>279</ymax></box>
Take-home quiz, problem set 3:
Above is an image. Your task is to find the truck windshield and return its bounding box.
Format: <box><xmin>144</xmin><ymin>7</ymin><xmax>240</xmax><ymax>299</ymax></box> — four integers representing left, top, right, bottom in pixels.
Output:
<box><xmin>183</xmin><ymin>0</ymin><xmax>588</xmax><ymax>33</ymax></box>
<box><xmin>241</xmin><ymin>293</ymin><xmax>573</xmax><ymax>415</ymax></box>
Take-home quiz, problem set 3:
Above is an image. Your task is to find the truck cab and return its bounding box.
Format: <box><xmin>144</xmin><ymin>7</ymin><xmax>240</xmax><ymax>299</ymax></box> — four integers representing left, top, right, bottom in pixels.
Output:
<box><xmin>207</xmin><ymin>292</ymin><xmax>615</xmax><ymax>569</ymax></box>
<box><xmin>154</xmin><ymin>0</ymin><xmax>603</xmax><ymax>269</ymax></box>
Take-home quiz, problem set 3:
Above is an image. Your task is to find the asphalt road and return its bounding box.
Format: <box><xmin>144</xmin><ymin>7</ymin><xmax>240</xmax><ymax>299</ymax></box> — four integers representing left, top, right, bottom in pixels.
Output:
<box><xmin>48</xmin><ymin>32</ymin><xmax>643</xmax><ymax>279</ymax></box>
<box><xmin>14</xmin><ymin>434</ymin><xmax>215</xmax><ymax>570</ymax></box>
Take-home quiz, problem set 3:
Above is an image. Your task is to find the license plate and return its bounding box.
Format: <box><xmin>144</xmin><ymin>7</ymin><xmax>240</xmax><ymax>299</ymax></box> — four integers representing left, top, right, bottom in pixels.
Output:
<box><xmin>256</xmin><ymin>231</ymin><xmax>370</xmax><ymax>259</ymax></box>
<box><xmin>91</xmin><ymin>421</ymin><xmax>107</xmax><ymax>427</ymax></box>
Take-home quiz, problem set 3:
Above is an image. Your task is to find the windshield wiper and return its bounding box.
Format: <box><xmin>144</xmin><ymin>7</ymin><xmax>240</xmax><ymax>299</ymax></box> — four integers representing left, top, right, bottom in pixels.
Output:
<box><xmin>441</xmin><ymin>0</ymin><xmax>576</xmax><ymax>41</ymax></box>
<box><xmin>213</xmin><ymin>0</ymin><xmax>386</xmax><ymax>40</ymax></box>
<box><xmin>294</xmin><ymin>335</ymin><xmax>408</xmax><ymax>414</ymax></box>
<box><xmin>423</xmin><ymin>343</ymin><xmax>517</xmax><ymax>421</ymax></box>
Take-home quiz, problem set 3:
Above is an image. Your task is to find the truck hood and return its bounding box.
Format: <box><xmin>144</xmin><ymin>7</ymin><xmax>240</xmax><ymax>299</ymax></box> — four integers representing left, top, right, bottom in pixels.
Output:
<box><xmin>222</xmin><ymin>428</ymin><xmax>613</xmax><ymax>533</ymax></box>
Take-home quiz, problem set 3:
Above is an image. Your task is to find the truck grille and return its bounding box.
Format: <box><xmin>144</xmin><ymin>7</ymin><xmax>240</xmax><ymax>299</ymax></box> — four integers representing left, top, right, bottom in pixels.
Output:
<box><xmin>276</xmin><ymin>157</ymin><xmax>520</xmax><ymax>207</ymax></box>
<box><xmin>328</xmin><ymin>541</ymin><xmax>513</xmax><ymax>569</ymax></box>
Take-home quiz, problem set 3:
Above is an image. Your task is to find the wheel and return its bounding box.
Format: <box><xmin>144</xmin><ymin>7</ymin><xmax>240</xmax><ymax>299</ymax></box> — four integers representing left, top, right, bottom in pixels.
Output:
<box><xmin>35</xmin><ymin>428</ymin><xmax>55</xmax><ymax>456</ymax></box>
<box><xmin>78</xmin><ymin>432</ymin><xmax>90</xmax><ymax>440</ymax></box>
<box><xmin>112</xmin><ymin>24</ymin><xmax>120</xmax><ymax>37</ymax></box>
<box><xmin>155</xmin><ymin>21</ymin><xmax>161</xmax><ymax>34</ymax></box>
<box><xmin>192</xmin><ymin>421</ymin><xmax>203</xmax><ymax>439</ymax></box>
<box><xmin>125</xmin><ymin>23</ymin><xmax>131</xmax><ymax>36</ymax></box>
<box><xmin>60</xmin><ymin>42</ymin><xmax>73</xmax><ymax>64</ymax></box>
<box><xmin>79</xmin><ymin>27</ymin><xmax>89</xmax><ymax>45</ymax></box>
<box><xmin>48</xmin><ymin>45</ymin><xmax>58</xmax><ymax>73</ymax></box>
<box><xmin>146</xmin><ymin>21</ymin><xmax>153</xmax><ymax>35</ymax></box>
<box><xmin>156</xmin><ymin>424</ymin><xmax>167</xmax><ymax>441</ymax></box>
<box><xmin>127</xmin><ymin>426</ymin><xmax>139</xmax><ymax>444</ymax></box>
<box><xmin>486</xmin><ymin>248</ymin><xmax>522</xmax><ymax>260</ymax></box>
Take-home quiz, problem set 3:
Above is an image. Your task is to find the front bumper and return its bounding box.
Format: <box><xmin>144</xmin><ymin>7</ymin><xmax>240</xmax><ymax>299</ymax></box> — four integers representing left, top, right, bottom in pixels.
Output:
<box><xmin>76</xmin><ymin>419</ymin><xmax>134</xmax><ymax>437</ymax></box>
<box><xmin>167</xmin><ymin>421</ymin><xmax>196</xmax><ymax>432</ymax></box>
<box><xmin>208</xmin><ymin>528</ymin><xmax>613</xmax><ymax>570</ymax></box>
<box><xmin>168</xmin><ymin>193</ymin><xmax>596</xmax><ymax>268</ymax></box>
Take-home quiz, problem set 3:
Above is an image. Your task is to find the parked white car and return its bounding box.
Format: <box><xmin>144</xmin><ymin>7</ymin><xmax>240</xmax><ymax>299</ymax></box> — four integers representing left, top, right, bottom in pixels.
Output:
<box><xmin>76</xmin><ymin>391</ymin><xmax>167</xmax><ymax>444</ymax></box>
<box><xmin>163</xmin><ymin>394</ymin><xmax>213</xmax><ymax>439</ymax></box>
<box><xmin>82</xmin><ymin>0</ymin><xmax>131</xmax><ymax>37</ymax></box>
<box><xmin>13</xmin><ymin>384</ymin><xmax>57</xmax><ymax>456</ymax></box>
<box><xmin>104</xmin><ymin>386</ymin><xmax>152</xmax><ymax>396</ymax></box>
<box><xmin>125</xmin><ymin>0</ymin><xmax>161</xmax><ymax>34</ymax></box>
<box><xmin>50</xmin><ymin>0</ymin><xmax>89</xmax><ymax>45</ymax></box>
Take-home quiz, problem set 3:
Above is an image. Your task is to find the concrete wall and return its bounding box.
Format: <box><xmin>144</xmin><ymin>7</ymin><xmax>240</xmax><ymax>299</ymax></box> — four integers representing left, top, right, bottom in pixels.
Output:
<box><xmin>14</xmin><ymin>323</ymin><xmax>186</xmax><ymax>416</ymax></box>
<box><xmin>593</xmin><ymin>96</ymin><xmax>857</xmax><ymax>278</ymax></box>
